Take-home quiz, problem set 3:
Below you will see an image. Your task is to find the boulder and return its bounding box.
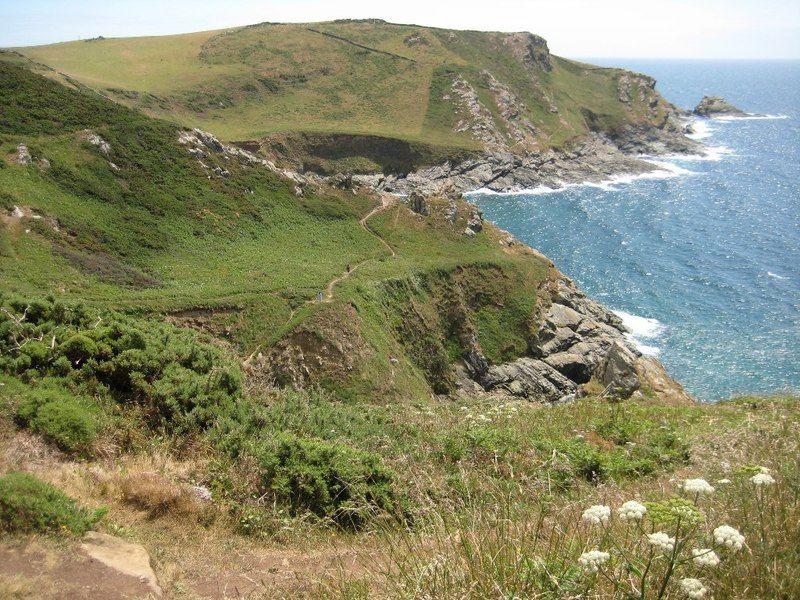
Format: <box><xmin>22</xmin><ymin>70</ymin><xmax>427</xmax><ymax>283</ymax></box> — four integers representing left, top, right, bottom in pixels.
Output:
<box><xmin>545</xmin><ymin>302</ymin><xmax>583</xmax><ymax>329</ymax></box>
<box><xmin>81</xmin><ymin>532</ymin><xmax>162</xmax><ymax>597</ymax></box>
<box><xmin>693</xmin><ymin>96</ymin><xmax>747</xmax><ymax>117</ymax></box>
<box><xmin>408</xmin><ymin>191</ymin><xmax>429</xmax><ymax>216</ymax></box>
<box><xmin>483</xmin><ymin>358</ymin><xmax>576</xmax><ymax>402</ymax></box>
<box><xmin>16</xmin><ymin>144</ymin><xmax>32</xmax><ymax>165</ymax></box>
<box><xmin>597</xmin><ymin>341</ymin><xmax>640</xmax><ymax>397</ymax></box>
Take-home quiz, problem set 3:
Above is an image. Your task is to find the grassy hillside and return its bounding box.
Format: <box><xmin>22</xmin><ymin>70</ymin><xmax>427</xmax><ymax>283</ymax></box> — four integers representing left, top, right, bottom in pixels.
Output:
<box><xmin>0</xmin><ymin>51</ymin><xmax>798</xmax><ymax>600</ymax></box>
<box><xmin>10</xmin><ymin>20</ymin><xmax>669</xmax><ymax>152</ymax></box>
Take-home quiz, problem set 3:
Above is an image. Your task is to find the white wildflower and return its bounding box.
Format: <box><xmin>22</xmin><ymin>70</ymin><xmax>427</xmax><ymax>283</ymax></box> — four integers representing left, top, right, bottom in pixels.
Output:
<box><xmin>750</xmin><ymin>472</ymin><xmax>775</xmax><ymax>487</ymax></box>
<box><xmin>713</xmin><ymin>525</ymin><xmax>745</xmax><ymax>551</ymax></box>
<box><xmin>647</xmin><ymin>531</ymin><xmax>676</xmax><ymax>553</ymax></box>
<box><xmin>582</xmin><ymin>505</ymin><xmax>611</xmax><ymax>525</ymax></box>
<box><xmin>692</xmin><ymin>548</ymin><xmax>720</xmax><ymax>567</ymax></box>
<box><xmin>682</xmin><ymin>478</ymin><xmax>715</xmax><ymax>495</ymax></box>
<box><xmin>716</xmin><ymin>478</ymin><xmax>731</xmax><ymax>485</ymax></box>
<box><xmin>578</xmin><ymin>550</ymin><xmax>610</xmax><ymax>574</ymax></box>
<box><xmin>757</xmin><ymin>466</ymin><xmax>771</xmax><ymax>474</ymax></box>
<box><xmin>680</xmin><ymin>577</ymin><xmax>708</xmax><ymax>599</ymax></box>
<box><xmin>618</xmin><ymin>500</ymin><xmax>647</xmax><ymax>522</ymax></box>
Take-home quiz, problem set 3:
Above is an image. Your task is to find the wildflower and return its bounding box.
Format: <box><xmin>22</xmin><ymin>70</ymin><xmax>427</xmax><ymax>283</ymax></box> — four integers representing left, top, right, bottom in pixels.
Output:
<box><xmin>582</xmin><ymin>505</ymin><xmax>611</xmax><ymax>525</ymax></box>
<box><xmin>578</xmin><ymin>550</ymin><xmax>610</xmax><ymax>574</ymax></box>
<box><xmin>647</xmin><ymin>531</ymin><xmax>676</xmax><ymax>553</ymax></box>
<box><xmin>692</xmin><ymin>548</ymin><xmax>720</xmax><ymax>567</ymax></box>
<box><xmin>680</xmin><ymin>577</ymin><xmax>708</xmax><ymax>599</ymax></box>
<box><xmin>750</xmin><ymin>472</ymin><xmax>775</xmax><ymax>487</ymax></box>
<box><xmin>682</xmin><ymin>478</ymin><xmax>715</xmax><ymax>495</ymax></box>
<box><xmin>716</xmin><ymin>478</ymin><xmax>731</xmax><ymax>485</ymax></box>
<box><xmin>757</xmin><ymin>466</ymin><xmax>771</xmax><ymax>474</ymax></box>
<box><xmin>618</xmin><ymin>500</ymin><xmax>647</xmax><ymax>522</ymax></box>
<box><xmin>713</xmin><ymin>525</ymin><xmax>745</xmax><ymax>551</ymax></box>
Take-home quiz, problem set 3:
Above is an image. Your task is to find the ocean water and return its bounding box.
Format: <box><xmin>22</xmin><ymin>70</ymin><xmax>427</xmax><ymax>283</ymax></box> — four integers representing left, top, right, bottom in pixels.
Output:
<box><xmin>471</xmin><ymin>60</ymin><xmax>800</xmax><ymax>401</ymax></box>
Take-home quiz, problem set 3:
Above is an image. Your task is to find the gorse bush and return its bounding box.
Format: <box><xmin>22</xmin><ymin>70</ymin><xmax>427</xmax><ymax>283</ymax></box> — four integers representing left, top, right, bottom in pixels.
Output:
<box><xmin>0</xmin><ymin>472</ymin><xmax>104</xmax><ymax>535</ymax></box>
<box><xmin>16</xmin><ymin>386</ymin><xmax>99</xmax><ymax>453</ymax></box>
<box><xmin>250</xmin><ymin>433</ymin><xmax>397</xmax><ymax>528</ymax></box>
<box><xmin>0</xmin><ymin>295</ymin><xmax>242</xmax><ymax>432</ymax></box>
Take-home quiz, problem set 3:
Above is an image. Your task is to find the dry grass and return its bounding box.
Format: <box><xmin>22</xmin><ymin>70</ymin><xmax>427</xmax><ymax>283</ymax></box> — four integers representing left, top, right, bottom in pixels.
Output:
<box><xmin>0</xmin><ymin>574</ymin><xmax>36</xmax><ymax>599</ymax></box>
<box><xmin>119</xmin><ymin>471</ymin><xmax>205</xmax><ymax>518</ymax></box>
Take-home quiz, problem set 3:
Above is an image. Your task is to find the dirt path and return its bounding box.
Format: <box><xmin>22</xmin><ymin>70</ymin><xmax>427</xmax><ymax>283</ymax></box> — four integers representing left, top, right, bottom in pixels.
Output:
<box><xmin>242</xmin><ymin>194</ymin><xmax>396</xmax><ymax>367</ymax></box>
<box><xmin>320</xmin><ymin>193</ymin><xmax>396</xmax><ymax>302</ymax></box>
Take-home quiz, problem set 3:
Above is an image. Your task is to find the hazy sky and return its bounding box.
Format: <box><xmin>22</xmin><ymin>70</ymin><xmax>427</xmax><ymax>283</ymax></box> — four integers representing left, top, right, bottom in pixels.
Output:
<box><xmin>2</xmin><ymin>0</ymin><xmax>799</xmax><ymax>58</ymax></box>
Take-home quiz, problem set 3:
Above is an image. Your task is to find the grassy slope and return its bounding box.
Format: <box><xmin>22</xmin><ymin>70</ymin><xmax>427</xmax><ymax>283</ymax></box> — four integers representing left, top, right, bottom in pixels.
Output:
<box><xmin>12</xmin><ymin>20</ymin><xmax>665</xmax><ymax>149</ymax></box>
<box><xmin>0</xmin><ymin>62</ymin><xmax>553</xmax><ymax>402</ymax></box>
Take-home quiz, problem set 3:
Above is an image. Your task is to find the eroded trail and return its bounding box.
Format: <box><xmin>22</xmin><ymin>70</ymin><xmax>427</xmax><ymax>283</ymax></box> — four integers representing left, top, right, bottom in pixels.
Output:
<box><xmin>320</xmin><ymin>193</ymin><xmax>396</xmax><ymax>302</ymax></box>
<box><xmin>243</xmin><ymin>194</ymin><xmax>396</xmax><ymax>366</ymax></box>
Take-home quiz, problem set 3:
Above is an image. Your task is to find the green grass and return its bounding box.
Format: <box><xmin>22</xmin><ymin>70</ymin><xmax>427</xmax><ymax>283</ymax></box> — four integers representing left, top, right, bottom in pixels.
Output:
<box><xmin>0</xmin><ymin>471</ymin><xmax>104</xmax><ymax>535</ymax></box>
<box><xmin>8</xmin><ymin>20</ymin><xmax>668</xmax><ymax>154</ymax></box>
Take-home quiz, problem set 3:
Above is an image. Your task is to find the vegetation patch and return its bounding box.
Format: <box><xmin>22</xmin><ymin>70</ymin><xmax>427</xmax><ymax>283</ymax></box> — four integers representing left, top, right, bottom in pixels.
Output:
<box><xmin>0</xmin><ymin>472</ymin><xmax>104</xmax><ymax>535</ymax></box>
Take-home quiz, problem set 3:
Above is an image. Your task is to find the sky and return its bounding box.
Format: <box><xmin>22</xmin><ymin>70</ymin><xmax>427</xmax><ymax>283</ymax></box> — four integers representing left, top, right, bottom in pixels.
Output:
<box><xmin>1</xmin><ymin>0</ymin><xmax>799</xmax><ymax>59</ymax></box>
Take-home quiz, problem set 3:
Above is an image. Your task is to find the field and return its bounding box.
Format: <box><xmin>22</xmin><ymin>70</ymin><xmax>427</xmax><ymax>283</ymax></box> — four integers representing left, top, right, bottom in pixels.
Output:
<box><xmin>12</xmin><ymin>20</ymin><xmax>666</xmax><ymax>152</ymax></box>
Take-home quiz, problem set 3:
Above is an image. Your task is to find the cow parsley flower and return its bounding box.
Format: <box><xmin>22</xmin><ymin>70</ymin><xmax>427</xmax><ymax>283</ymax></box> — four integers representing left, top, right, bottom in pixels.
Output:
<box><xmin>714</xmin><ymin>525</ymin><xmax>745</xmax><ymax>551</ymax></box>
<box><xmin>680</xmin><ymin>577</ymin><xmax>708</xmax><ymax>599</ymax></box>
<box><xmin>647</xmin><ymin>531</ymin><xmax>675</xmax><ymax>553</ymax></box>
<box><xmin>682</xmin><ymin>478</ymin><xmax>715</xmax><ymax>495</ymax></box>
<box><xmin>692</xmin><ymin>548</ymin><xmax>720</xmax><ymax>567</ymax></box>
<box><xmin>582</xmin><ymin>505</ymin><xmax>611</xmax><ymax>525</ymax></box>
<box><xmin>750</xmin><ymin>472</ymin><xmax>776</xmax><ymax>487</ymax></box>
<box><xmin>578</xmin><ymin>550</ymin><xmax>610</xmax><ymax>574</ymax></box>
<box><xmin>618</xmin><ymin>500</ymin><xmax>647</xmax><ymax>522</ymax></box>
<box><xmin>716</xmin><ymin>478</ymin><xmax>731</xmax><ymax>485</ymax></box>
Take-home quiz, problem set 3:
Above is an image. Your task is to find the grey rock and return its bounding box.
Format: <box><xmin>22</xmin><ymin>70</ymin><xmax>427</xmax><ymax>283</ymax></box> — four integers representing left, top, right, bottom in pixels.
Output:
<box><xmin>693</xmin><ymin>95</ymin><xmax>748</xmax><ymax>117</ymax></box>
<box><xmin>16</xmin><ymin>144</ymin><xmax>32</xmax><ymax>165</ymax></box>
<box><xmin>598</xmin><ymin>341</ymin><xmax>641</xmax><ymax>397</ymax></box>
<box><xmin>483</xmin><ymin>357</ymin><xmax>577</xmax><ymax>402</ymax></box>
<box><xmin>546</xmin><ymin>302</ymin><xmax>583</xmax><ymax>329</ymax></box>
<box><xmin>409</xmin><ymin>190</ymin><xmax>429</xmax><ymax>215</ymax></box>
<box><xmin>543</xmin><ymin>352</ymin><xmax>594</xmax><ymax>383</ymax></box>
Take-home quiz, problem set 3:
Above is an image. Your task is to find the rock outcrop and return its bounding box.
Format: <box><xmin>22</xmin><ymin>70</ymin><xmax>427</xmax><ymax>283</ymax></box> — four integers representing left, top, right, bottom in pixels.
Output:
<box><xmin>693</xmin><ymin>96</ymin><xmax>747</xmax><ymax>117</ymax></box>
<box><xmin>81</xmin><ymin>532</ymin><xmax>162</xmax><ymax>597</ymax></box>
<box><xmin>458</xmin><ymin>274</ymin><xmax>674</xmax><ymax>404</ymax></box>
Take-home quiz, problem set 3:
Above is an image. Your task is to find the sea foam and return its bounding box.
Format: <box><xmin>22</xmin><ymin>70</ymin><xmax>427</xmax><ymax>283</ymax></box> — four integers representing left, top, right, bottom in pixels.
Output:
<box><xmin>613</xmin><ymin>310</ymin><xmax>665</xmax><ymax>356</ymax></box>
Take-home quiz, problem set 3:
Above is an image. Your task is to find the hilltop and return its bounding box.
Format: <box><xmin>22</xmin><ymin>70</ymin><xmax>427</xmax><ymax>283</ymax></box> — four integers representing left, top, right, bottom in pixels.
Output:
<box><xmin>8</xmin><ymin>19</ymin><xmax>698</xmax><ymax>192</ymax></box>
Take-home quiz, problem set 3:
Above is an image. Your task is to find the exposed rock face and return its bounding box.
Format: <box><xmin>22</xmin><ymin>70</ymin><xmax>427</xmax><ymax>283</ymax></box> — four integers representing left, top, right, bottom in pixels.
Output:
<box><xmin>81</xmin><ymin>532</ymin><xmax>162</xmax><ymax>597</ymax></box>
<box><xmin>504</xmin><ymin>32</ymin><xmax>553</xmax><ymax>72</ymax></box>
<box><xmin>450</xmin><ymin>75</ymin><xmax>508</xmax><ymax>152</ymax></box>
<box><xmin>408</xmin><ymin>190</ymin><xmax>429</xmax><ymax>215</ymax></box>
<box><xmin>693</xmin><ymin>95</ymin><xmax>747</xmax><ymax>117</ymax></box>
<box><xmin>16</xmin><ymin>143</ymin><xmax>32</xmax><ymax>165</ymax></box>
<box><xmin>81</xmin><ymin>130</ymin><xmax>112</xmax><ymax>155</ymax></box>
<box><xmin>458</xmin><ymin>275</ymin><xmax>666</xmax><ymax>403</ymax></box>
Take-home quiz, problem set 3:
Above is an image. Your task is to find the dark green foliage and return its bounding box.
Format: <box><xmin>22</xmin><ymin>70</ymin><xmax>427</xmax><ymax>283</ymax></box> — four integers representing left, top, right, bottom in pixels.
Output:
<box><xmin>250</xmin><ymin>433</ymin><xmax>396</xmax><ymax>527</ymax></box>
<box><xmin>0</xmin><ymin>296</ymin><xmax>242</xmax><ymax>432</ymax></box>
<box><xmin>16</xmin><ymin>387</ymin><xmax>99</xmax><ymax>452</ymax></box>
<box><xmin>0</xmin><ymin>472</ymin><xmax>104</xmax><ymax>534</ymax></box>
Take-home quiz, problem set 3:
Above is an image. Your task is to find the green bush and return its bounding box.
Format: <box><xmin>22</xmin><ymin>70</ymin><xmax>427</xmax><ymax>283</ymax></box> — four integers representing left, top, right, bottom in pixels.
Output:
<box><xmin>251</xmin><ymin>433</ymin><xmax>396</xmax><ymax>527</ymax></box>
<box><xmin>0</xmin><ymin>296</ymin><xmax>243</xmax><ymax>433</ymax></box>
<box><xmin>0</xmin><ymin>472</ymin><xmax>104</xmax><ymax>534</ymax></box>
<box><xmin>16</xmin><ymin>388</ymin><xmax>99</xmax><ymax>453</ymax></box>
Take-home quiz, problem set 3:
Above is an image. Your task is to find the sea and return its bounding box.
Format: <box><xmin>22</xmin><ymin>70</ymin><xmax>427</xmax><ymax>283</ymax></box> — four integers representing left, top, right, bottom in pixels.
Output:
<box><xmin>470</xmin><ymin>60</ymin><xmax>800</xmax><ymax>401</ymax></box>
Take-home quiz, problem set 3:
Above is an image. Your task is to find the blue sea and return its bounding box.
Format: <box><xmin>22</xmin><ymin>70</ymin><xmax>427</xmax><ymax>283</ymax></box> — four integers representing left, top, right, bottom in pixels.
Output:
<box><xmin>471</xmin><ymin>60</ymin><xmax>800</xmax><ymax>401</ymax></box>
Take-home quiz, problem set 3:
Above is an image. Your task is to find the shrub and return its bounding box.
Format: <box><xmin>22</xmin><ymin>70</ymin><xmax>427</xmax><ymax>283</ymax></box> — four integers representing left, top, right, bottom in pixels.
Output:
<box><xmin>60</xmin><ymin>334</ymin><xmax>97</xmax><ymax>365</ymax></box>
<box><xmin>250</xmin><ymin>434</ymin><xmax>396</xmax><ymax>527</ymax></box>
<box><xmin>0</xmin><ymin>472</ymin><xmax>104</xmax><ymax>534</ymax></box>
<box><xmin>16</xmin><ymin>388</ymin><xmax>99</xmax><ymax>453</ymax></box>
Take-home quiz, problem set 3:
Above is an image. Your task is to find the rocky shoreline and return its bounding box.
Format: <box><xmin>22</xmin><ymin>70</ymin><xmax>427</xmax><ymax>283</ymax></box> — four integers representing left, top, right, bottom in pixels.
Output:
<box><xmin>349</xmin><ymin>111</ymin><xmax>705</xmax><ymax>197</ymax></box>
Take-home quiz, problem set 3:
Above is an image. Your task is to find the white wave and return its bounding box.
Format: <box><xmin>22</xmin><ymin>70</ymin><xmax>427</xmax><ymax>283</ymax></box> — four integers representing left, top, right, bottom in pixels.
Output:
<box><xmin>613</xmin><ymin>310</ymin><xmax>665</xmax><ymax>356</ymax></box>
<box><xmin>713</xmin><ymin>113</ymin><xmax>789</xmax><ymax>121</ymax></box>
<box><xmin>685</xmin><ymin>119</ymin><xmax>715</xmax><ymax>140</ymax></box>
<box><xmin>468</xmin><ymin>161</ymin><xmax>695</xmax><ymax>197</ymax></box>
<box><xmin>767</xmin><ymin>271</ymin><xmax>788</xmax><ymax>280</ymax></box>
